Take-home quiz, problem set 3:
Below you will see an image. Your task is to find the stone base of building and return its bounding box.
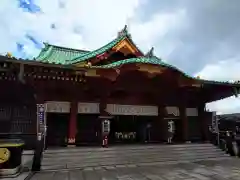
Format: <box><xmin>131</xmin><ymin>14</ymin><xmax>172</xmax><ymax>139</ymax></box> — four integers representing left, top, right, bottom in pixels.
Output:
<box><xmin>67</xmin><ymin>138</ymin><xmax>76</xmax><ymax>147</ymax></box>
<box><xmin>67</xmin><ymin>144</ymin><xmax>76</xmax><ymax>147</ymax></box>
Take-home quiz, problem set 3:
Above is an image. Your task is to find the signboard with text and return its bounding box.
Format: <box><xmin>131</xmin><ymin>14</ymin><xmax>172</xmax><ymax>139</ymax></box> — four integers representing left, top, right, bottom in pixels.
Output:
<box><xmin>37</xmin><ymin>104</ymin><xmax>45</xmax><ymax>134</ymax></box>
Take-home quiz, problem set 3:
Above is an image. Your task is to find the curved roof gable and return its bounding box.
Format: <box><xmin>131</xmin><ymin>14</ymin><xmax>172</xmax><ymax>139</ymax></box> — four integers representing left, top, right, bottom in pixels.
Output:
<box><xmin>70</xmin><ymin>25</ymin><xmax>144</xmax><ymax>64</ymax></box>
<box><xmin>35</xmin><ymin>25</ymin><xmax>144</xmax><ymax>65</ymax></box>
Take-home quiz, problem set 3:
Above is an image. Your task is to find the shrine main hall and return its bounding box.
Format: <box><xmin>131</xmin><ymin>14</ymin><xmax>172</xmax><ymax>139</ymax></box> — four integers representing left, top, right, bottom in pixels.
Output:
<box><xmin>0</xmin><ymin>26</ymin><xmax>240</xmax><ymax>148</ymax></box>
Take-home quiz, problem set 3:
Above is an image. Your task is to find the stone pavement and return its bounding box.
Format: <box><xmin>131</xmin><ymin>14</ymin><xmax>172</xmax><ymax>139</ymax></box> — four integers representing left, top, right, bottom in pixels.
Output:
<box><xmin>41</xmin><ymin>144</ymin><xmax>230</xmax><ymax>170</ymax></box>
<box><xmin>22</xmin><ymin>150</ymin><xmax>34</xmax><ymax>170</ymax></box>
<box><xmin>30</xmin><ymin>158</ymin><xmax>240</xmax><ymax>180</ymax></box>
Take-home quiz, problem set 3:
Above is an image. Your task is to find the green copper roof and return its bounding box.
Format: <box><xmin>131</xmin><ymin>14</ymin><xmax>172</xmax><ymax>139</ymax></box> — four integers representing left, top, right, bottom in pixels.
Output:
<box><xmin>32</xmin><ymin>25</ymin><xmax>240</xmax><ymax>88</ymax></box>
<box><xmin>70</xmin><ymin>26</ymin><xmax>134</xmax><ymax>64</ymax></box>
<box><xmin>35</xmin><ymin>43</ymin><xmax>89</xmax><ymax>64</ymax></box>
<box><xmin>70</xmin><ymin>35</ymin><xmax>126</xmax><ymax>64</ymax></box>
<box><xmin>35</xmin><ymin>25</ymin><xmax>143</xmax><ymax>65</ymax></box>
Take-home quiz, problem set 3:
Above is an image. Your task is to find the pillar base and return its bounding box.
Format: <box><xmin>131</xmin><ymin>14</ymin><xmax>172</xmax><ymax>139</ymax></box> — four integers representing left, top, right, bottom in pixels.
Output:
<box><xmin>67</xmin><ymin>138</ymin><xmax>76</xmax><ymax>147</ymax></box>
<box><xmin>67</xmin><ymin>144</ymin><xmax>76</xmax><ymax>147</ymax></box>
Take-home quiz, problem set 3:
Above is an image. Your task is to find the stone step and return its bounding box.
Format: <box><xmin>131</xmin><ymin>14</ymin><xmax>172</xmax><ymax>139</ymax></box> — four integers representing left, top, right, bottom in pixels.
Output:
<box><xmin>43</xmin><ymin>148</ymin><xmax>223</xmax><ymax>160</ymax></box>
<box><xmin>42</xmin><ymin>148</ymin><xmax>227</xmax><ymax>164</ymax></box>
<box><xmin>41</xmin><ymin>144</ymin><xmax>230</xmax><ymax>170</ymax></box>
<box><xmin>42</xmin><ymin>152</ymin><xmax>228</xmax><ymax>167</ymax></box>
<box><xmin>66</xmin><ymin>153</ymin><xmax>229</xmax><ymax>167</ymax></box>
<box><xmin>43</xmin><ymin>144</ymin><xmax>217</xmax><ymax>157</ymax></box>
<box><xmin>41</xmin><ymin>155</ymin><xmax>232</xmax><ymax>171</ymax></box>
<box><xmin>43</xmin><ymin>149</ymin><xmax>223</xmax><ymax>157</ymax></box>
<box><xmin>42</xmin><ymin>148</ymin><xmax>225</xmax><ymax>162</ymax></box>
<box><xmin>44</xmin><ymin>143</ymin><xmax>215</xmax><ymax>154</ymax></box>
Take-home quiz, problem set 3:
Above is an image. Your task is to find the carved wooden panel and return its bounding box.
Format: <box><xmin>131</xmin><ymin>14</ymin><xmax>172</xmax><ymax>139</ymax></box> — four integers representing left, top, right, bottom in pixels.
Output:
<box><xmin>0</xmin><ymin>106</ymin><xmax>11</xmax><ymax>121</ymax></box>
<box><xmin>10</xmin><ymin>106</ymin><xmax>36</xmax><ymax>134</ymax></box>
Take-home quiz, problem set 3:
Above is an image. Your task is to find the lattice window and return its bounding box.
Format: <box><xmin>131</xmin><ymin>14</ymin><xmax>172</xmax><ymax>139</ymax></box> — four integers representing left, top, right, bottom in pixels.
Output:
<box><xmin>10</xmin><ymin>106</ymin><xmax>36</xmax><ymax>134</ymax></box>
<box><xmin>0</xmin><ymin>106</ymin><xmax>11</xmax><ymax>121</ymax></box>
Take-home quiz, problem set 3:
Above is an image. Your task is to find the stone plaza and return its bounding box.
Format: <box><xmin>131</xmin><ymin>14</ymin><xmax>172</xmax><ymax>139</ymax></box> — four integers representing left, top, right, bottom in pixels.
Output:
<box><xmin>30</xmin><ymin>158</ymin><xmax>240</xmax><ymax>180</ymax></box>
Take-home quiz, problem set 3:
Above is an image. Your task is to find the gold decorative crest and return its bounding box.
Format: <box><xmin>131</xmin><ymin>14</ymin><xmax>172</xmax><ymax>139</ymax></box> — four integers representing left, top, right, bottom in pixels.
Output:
<box><xmin>0</xmin><ymin>148</ymin><xmax>11</xmax><ymax>164</ymax></box>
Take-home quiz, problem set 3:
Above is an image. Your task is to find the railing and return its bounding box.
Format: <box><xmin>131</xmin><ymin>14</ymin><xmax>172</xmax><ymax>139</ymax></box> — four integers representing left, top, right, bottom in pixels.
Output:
<box><xmin>210</xmin><ymin>131</ymin><xmax>240</xmax><ymax>157</ymax></box>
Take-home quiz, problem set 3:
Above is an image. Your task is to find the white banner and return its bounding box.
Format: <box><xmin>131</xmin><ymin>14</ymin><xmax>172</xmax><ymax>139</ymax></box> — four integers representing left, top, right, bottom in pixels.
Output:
<box><xmin>106</xmin><ymin>104</ymin><xmax>158</xmax><ymax>116</ymax></box>
<box><xmin>36</xmin><ymin>104</ymin><xmax>45</xmax><ymax>134</ymax></box>
<box><xmin>45</xmin><ymin>101</ymin><xmax>70</xmax><ymax>113</ymax></box>
<box><xmin>78</xmin><ymin>103</ymin><xmax>99</xmax><ymax>114</ymax></box>
<box><xmin>166</xmin><ymin>106</ymin><xmax>179</xmax><ymax>116</ymax></box>
<box><xmin>186</xmin><ymin>108</ymin><xmax>198</xmax><ymax>116</ymax></box>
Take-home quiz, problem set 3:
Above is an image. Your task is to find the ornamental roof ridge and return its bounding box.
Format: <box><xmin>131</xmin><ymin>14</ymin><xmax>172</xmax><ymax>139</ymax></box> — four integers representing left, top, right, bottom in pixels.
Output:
<box><xmin>69</xmin><ymin>25</ymin><xmax>131</xmax><ymax>64</ymax></box>
<box><xmin>145</xmin><ymin>47</ymin><xmax>154</xmax><ymax>58</ymax></box>
<box><xmin>117</xmin><ymin>25</ymin><xmax>131</xmax><ymax>38</ymax></box>
<box><xmin>42</xmin><ymin>42</ymin><xmax>90</xmax><ymax>52</ymax></box>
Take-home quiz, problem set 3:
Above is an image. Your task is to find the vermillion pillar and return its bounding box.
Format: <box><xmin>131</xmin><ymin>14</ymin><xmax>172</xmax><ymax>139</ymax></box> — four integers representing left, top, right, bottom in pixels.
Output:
<box><xmin>180</xmin><ymin>105</ymin><xmax>189</xmax><ymax>142</ymax></box>
<box><xmin>158</xmin><ymin>105</ymin><xmax>166</xmax><ymax>142</ymax></box>
<box><xmin>68</xmin><ymin>101</ymin><xmax>78</xmax><ymax>146</ymax></box>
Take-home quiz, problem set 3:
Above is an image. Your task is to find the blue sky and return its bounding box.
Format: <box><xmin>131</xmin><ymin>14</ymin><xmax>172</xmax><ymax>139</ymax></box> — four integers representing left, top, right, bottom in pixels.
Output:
<box><xmin>1</xmin><ymin>0</ymin><xmax>240</xmax><ymax>114</ymax></box>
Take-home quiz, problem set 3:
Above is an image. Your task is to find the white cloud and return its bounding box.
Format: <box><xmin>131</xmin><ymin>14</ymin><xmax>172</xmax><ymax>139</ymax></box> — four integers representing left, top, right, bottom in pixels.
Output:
<box><xmin>130</xmin><ymin>9</ymin><xmax>187</xmax><ymax>56</ymax></box>
<box><xmin>206</xmin><ymin>96</ymin><xmax>240</xmax><ymax>115</ymax></box>
<box><xmin>0</xmin><ymin>0</ymin><xmax>145</xmax><ymax>57</ymax></box>
<box><xmin>196</xmin><ymin>56</ymin><xmax>240</xmax><ymax>114</ymax></box>
<box><xmin>196</xmin><ymin>56</ymin><xmax>240</xmax><ymax>81</ymax></box>
<box><xmin>0</xmin><ymin>0</ymin><xmax>186</xmax><ymax>58</ymax></box>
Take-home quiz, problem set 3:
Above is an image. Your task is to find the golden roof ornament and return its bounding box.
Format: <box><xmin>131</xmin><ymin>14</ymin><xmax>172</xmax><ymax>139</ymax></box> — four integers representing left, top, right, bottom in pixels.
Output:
<box><xmin>146</xmin><ymin>47</ymin><xmax>154</xmax><ymax>58</ymax></box>
<box><xmin>118</xmin><ymin>25</ymin><xmax>131</xmax><ymax>38</ymax></box>
<box><xmin>6</xmin><ymin>52</ymin><xmax>12</xmax><ymax>58</ymax></box>
<box><xmin>196</xmin><ymin>76</ymin><xmax>200</xmax><ymax>79</ymax></box>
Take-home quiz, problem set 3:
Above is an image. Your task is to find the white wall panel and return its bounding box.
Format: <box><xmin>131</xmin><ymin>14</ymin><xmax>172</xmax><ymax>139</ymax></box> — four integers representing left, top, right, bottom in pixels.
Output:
<box><xmin>78</xmin><ymin>103</ymin><xmax>100</xmax><ymax>114</ymax></box>
<box><xmin>45</xmin><ymin>101</ymin><xmax>70</xmax><ymax>113</ymax></box>
<box><xmin>106</xmin><ymin>104</ymin><xmax>158</xmax><ymax>116</ymax></box>
<box><xmin>186</xmin><ymin>108</ymin><xmax>198</xmax><ymax>116</ymax></box>
<box><xmin>166</xmin><ymin>106</ymin><xmax>180</xmax><ymax>116</ymax></box>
